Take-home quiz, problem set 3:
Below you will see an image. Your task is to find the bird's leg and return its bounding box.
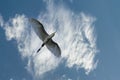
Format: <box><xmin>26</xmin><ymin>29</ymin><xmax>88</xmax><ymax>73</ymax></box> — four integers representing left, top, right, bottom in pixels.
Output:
<box><xmin>37</xmin><ymin>43</ymin><xmax>45</xmax><ymax>53</ymax></box>
<box><xmin>37</xmin><ymin>47</ymin><xmax>41</xmax><ymax>53</ymax></box>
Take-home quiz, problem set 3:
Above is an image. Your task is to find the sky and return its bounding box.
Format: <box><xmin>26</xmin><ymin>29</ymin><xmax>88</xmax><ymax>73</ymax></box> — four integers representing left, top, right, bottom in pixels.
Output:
<box><xmin>0</xmin><ymin>0</ymin><xmax>120</xmax><ymax>80</ymax></box>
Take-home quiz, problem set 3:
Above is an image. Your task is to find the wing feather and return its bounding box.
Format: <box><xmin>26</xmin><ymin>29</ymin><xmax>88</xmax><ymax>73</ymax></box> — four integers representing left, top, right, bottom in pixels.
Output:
<box><xmin>29</xmin><ymin>18</ymin><xmax>49</xmax><ymax>41</ymax></box>
<box><xmin>46</xmin><ymin>39</ymin><xmax>61</xmax><ymax>57</ymax></box>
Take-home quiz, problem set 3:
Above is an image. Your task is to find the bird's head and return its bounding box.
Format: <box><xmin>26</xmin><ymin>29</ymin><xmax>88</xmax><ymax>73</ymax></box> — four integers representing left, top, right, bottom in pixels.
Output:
<box><xmin>50</xmin><ymin>31</ymin><xmax>56</xmax><ymax>38</ymax></box>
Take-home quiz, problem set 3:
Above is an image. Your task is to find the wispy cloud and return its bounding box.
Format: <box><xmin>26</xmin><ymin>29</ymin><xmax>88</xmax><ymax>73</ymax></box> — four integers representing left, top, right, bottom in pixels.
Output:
<box><xmin>0</xmin><ymin>14</ymin><xmax>4</xmax><ymax>27</ymax></box>
<box><xmin>0</xmin><ymin>0</ymin><xmax>98</xmax><ymax>80</ymax></box>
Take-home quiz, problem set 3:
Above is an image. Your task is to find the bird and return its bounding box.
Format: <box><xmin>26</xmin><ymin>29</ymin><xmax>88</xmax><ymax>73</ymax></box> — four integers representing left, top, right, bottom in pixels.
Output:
<box><xmin>29</xmin><ymin>18</ymin><xmax>61</xmax><ymax>57</ymax></box>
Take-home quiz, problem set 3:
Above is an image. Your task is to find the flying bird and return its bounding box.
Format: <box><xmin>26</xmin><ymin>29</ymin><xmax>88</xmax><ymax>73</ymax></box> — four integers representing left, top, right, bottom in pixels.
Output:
<box><xmin>29</xmin><ymin>18</ymin><xmax>61</xmax><ymax>57</ymax></box>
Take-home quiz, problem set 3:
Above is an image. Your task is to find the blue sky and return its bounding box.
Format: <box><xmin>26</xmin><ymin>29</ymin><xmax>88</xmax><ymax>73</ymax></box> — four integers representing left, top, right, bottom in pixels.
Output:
<box><xmin>0</xmin><ymin>0</ymin><xmax>120</xmax><ymax>80</ymax></box>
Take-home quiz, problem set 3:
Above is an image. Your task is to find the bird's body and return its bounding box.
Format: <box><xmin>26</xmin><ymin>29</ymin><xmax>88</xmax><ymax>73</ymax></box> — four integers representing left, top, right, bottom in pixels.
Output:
<box><xmin>37</xmin><ymin>32</ymin><xmax>55</xmax><ymax>53</ymax></box>
<box><xmin>29</xmin><ymin>18</ymin><xmax>61</xmax><ymax>57</ymax></box>
<box><xmin>43</xmin><ymin>32</ymin><xmax>55</xmax><ymax>45</ymax></box>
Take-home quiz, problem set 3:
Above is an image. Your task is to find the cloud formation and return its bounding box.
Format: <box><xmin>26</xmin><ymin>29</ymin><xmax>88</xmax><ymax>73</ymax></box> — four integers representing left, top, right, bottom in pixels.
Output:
<box><xmin>0</xmin><ymin>0</ymin><xmax>98</xmax><ymax>80</ymax></box>
<box><xmin>0</xmin><ymin>14</ymin><xmax>4</xmax><ymax>27</ymax></box>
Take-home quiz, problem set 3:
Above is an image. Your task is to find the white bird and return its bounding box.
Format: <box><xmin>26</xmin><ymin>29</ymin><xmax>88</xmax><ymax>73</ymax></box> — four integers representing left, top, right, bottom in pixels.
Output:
<box><xmin>29</xmin><ymin>18</ymin><xmax>61</xmax><ymax>57</ymax></box>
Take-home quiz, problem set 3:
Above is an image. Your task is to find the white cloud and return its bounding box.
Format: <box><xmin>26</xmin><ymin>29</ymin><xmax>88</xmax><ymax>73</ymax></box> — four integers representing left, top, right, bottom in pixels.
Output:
<box><xmin>38</xmin><ymin>1</ymin><xmax>98</xmax><ymax>74</ymax></box>
<box><xmin>9</xmin><ymin>78</ymin><xmax>13</xmax><ymax>80</ymax></box>
<box><xmin>1</xmin><ymin>0</ymin><xmax>98</xmax><ymax>79</ymax></box>
<box><xmin>0</xmin><ymin>14</ymin><xmax>4</xmax><ymax>27</ymax></box>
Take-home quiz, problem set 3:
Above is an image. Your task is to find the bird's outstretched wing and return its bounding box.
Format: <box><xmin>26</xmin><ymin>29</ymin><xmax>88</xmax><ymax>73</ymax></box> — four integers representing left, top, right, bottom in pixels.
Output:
<box><xmin>46</xmin><ymin>39</ymin><xmax>61</xmax><ymax>57</ymax></box>
<box><xmin>29</xmin><ymin>18</ymin><xmax>49</xmax><ymax>41</ymax></box>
